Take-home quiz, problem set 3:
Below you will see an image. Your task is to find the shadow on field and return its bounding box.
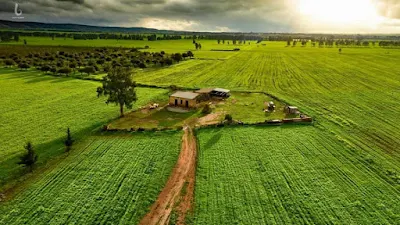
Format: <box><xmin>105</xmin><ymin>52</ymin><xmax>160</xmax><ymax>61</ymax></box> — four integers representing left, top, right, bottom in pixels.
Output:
<box><xmin>0</xmin><ymin>121</ymin><xmax>109</xmax><ymax>194</ymax></box>
<box><xmin>2</xmin><ymin>69</ymin><xmax>74</xmax><ymax>84</ymax></box>
<box><xmin>202</xmin><ymin>131</ymin><xmax>222</xmax><ymax>150</ymax></box>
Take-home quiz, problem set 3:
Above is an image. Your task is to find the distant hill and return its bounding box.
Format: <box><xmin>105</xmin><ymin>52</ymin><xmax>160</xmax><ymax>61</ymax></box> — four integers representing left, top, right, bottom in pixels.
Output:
<box><xmin>0</xmin><ymin>20</ymin><xmax>162</xmax><ymax>33</ymax></box>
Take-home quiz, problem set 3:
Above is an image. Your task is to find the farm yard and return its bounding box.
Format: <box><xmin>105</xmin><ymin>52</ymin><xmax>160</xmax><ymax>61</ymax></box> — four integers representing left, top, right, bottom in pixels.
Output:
<box><xmin>0</xmin><ymin>36</ymin><xmax>399</xmax><ymax>225</ymax></box>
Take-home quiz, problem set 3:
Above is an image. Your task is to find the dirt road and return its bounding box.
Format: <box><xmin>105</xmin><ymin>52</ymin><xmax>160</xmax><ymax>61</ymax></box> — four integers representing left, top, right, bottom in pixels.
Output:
<box><xmin>139</xmin><ymin>126</ymin><xmax>197</xmax><ymax>225</ymax></box>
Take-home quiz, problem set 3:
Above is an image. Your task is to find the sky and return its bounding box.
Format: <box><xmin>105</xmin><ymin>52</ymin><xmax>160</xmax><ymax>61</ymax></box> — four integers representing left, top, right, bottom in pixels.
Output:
<box><xmin>0</xmin><ymin>0</ymin><xmax>400</xmax><ymax>33</ymax></box>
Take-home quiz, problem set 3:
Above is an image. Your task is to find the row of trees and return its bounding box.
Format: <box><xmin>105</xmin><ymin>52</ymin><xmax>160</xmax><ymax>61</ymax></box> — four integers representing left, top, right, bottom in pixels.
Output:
<box><xmin>1</xmin><ymin>47</ymin><xmax>195</xmax><ymax>76</ymax></box>
<box><xmin>287</xmin><ymin>39</ymin><xmax>380</xmax><ymax>47</ymax></box>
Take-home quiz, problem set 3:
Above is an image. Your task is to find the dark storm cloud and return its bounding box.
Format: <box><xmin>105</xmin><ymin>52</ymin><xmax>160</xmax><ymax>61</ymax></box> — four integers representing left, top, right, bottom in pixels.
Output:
<box><xmin>0</xmin><ymin>0</ymin><xmax>398</xmax><ymax>32</ymax></box>
<box><xmin>56</xmin><ymin>0</ymin><xmax>85</xmax><ymax>4</ymax></box>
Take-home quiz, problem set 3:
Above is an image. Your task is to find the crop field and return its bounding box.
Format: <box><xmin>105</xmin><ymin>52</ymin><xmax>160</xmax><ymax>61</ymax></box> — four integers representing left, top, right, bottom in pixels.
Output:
<box><xmin>134</xmin><ymin>41</ymin><xmax>400</xmax><ymax>169</ymax></box>
<box><xmin>0</xmin><ymin>68</ymin><xmax>168</xmax><ymax>186</ymax></box>
<box><xmin>195</xmin><ymin>126</ymin><xmax>399</xmax><ymax>224</ymax></box>
<box><xmin>0</xmin><ymin>132</ymin><xmax>181</xmax><ymax>224</ymax></box>
<box><xmin>0</xmin><ymin>37</ymin><xmax>251</xmax><ymax>59</ymax></box>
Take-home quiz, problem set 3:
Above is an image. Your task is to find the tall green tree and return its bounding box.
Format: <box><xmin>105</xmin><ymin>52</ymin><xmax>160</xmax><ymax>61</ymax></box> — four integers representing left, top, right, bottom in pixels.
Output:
<box><xmin>97</xmin><ymin>67</ymin><xmax>137</xmax><ymax>117</ymax></box>
<box><xmin>18</xmin><ymin>141</ymin><xmax>38</xmax><ymax>172</ymax></box>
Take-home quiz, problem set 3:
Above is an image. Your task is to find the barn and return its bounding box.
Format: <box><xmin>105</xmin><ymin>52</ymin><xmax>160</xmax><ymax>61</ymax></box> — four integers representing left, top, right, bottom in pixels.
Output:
<box><xmin>169</xmin><ymin>91</ymin><xmax>200</xmax><ymax>108</ymax></box>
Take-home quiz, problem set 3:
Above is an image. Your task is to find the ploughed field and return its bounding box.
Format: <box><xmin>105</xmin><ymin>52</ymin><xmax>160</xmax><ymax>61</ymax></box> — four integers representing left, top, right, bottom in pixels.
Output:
<box><xmin>0</xmin><ymin>68</ymin><xmax>168</xmax><ymax>186</ymax></box>
<box><xmin>0</xmin><ymin>132</ymin><xmax>181</xmax><ymax>224</ymax></box>
<box><xmin>195</xmin><ymin>127</ymin><xmax>399</xmax><ymax>224</ymax></box>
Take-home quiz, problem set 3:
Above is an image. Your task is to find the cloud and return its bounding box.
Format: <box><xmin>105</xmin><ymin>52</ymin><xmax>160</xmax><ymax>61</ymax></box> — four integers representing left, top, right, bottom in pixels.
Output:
<box><xmin>0</xmin><ymin>0</ymin><xmax>399</xmax><ymax>32</ymax></box>
<box><xmin>375</xmin><ymin>0</ymin><xmax>400</xmax><ymax>19</ymax></box>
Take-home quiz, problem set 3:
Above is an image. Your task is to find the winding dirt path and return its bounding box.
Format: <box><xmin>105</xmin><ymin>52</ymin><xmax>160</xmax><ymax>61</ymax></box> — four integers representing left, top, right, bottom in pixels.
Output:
<box><xmin>139</xmin><ymin>126</ymin><xmax>197</xmax><ymax>225</ymax></box>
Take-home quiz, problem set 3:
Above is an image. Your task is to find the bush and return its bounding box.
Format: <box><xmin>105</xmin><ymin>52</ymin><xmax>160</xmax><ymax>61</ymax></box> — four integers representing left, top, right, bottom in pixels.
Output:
<box><xmin>137</xmin><ymin>127</ymin><xmax>145</xmax><ymax>132</ymax></box>
<box><xmin>225</xmin><ymin>114</ymin><xmax>233</xmax><ymax>122</ymax></box>
<box><xmin>202</xmin><ymin>104</ymin><xmax>212</xmax><ymax>114</ymax></box>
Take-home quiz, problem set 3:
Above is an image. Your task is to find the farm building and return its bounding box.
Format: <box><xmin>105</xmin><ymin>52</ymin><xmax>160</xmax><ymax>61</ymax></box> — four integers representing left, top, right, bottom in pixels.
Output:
<box><xmin>195</xmin><ymin>88</ymin><xmax>214</xmax><ymax>101</ymax></box>
<box><xmin>169</xmin><ymin>91</ymin><xmax>200</xmax><ymax>108</ymax></box>
<box><xmin>285</xmin><ymin>106</ymin><xmax>299</xmax><ymax>114</ymax></box>
<box><xmin>211</xmin><ymin>88</ymin><xmax>231</xmax><ymax>98</ymax></box>
<box><xmin>195</xmin><ymin>87</ymin><xmax>231</xmax><ymax>99</ymax></box>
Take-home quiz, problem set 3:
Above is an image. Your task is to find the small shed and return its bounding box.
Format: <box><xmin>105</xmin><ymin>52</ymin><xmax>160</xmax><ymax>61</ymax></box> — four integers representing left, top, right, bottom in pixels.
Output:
<box><xmin>211</xmin><ymin>88</ymin><xmax>231</xmax><ymax>98</ymax></box>
<box><xmin>195</xmin><ymin>88</ymin><xmax>214</xmax><ymax>100</ymax></box>
<box><xmin>285</xmin><ymin>106</ymin><xmax>298</xmax><ymax>114</ymax></box>
<box><xmin>169</xmin><ymin>91</ymin><xmax>200</xmax><ymax>108</ymax></box>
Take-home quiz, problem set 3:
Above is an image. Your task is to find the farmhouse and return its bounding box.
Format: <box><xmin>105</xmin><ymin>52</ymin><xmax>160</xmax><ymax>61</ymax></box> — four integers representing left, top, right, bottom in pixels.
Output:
<box><xmin>169</xmin><ymin>91</ymin><xmax>200</xmax><ymax>108</ymax></box>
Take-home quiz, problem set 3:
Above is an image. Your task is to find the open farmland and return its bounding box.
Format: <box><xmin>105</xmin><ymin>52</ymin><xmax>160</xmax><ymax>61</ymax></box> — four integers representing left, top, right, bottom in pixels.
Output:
<box><xmin>133</xmin><ymin>41</ymin><xmax>400</xmax><ymax>173</ymax></box>
<box><xmin>195</xmin><ymin>126</ymin><xmax>400</xmax><ymax>224</ymax></box>
<box><xmin>0</xmin><ymin>68</ymin><xmax>168</xmax><ymax>186</ymax></box>
<box><xmin>0</xmin><ymin>132</ymin><xmax>181</xmax><ymax>224</ymax></box>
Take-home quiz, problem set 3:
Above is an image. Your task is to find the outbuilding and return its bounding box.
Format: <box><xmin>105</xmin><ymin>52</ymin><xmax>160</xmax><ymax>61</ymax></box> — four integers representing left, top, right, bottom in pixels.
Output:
<box><xmin>195</xmin><ymin>88</ymin><xmax>214</xmax><ymax>101</ymax></box>
<box><xmin>285</xmin><ymin>106</ymin><xmax>298</xmax><ymax>114</ymax></box>
<box><xmin>169</xmin><ymin>91</ymin><xmax>200</xmax><ymax>108</ymax></box>
<box><xmin>211</xmin><ymin>88</ymin><xmax>231</xmax><ymax>98</ymax></box>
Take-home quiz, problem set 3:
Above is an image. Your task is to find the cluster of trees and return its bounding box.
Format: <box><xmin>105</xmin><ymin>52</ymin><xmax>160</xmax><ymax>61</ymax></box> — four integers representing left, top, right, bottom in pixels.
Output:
<box><xmin>1</xmin><ymin>46</ymin><xmax>194</xmax><ymax>76</ymax></box>
<box><xmin>287</xmin><ymin>38</ymin><xmax>378</xmax><ymax>48</ymax></box>
<box><xmin>217</xmin><ymin>39</ymin><xmax>249</xmax><ymax>45</ymax></box>
<box><xmin>148</xmin><ymin>34</ymin><xmax>183</xmax><ymax>41</ymax></box>
<box><xmin>378</xmin><ymin>41</ymin><xmax>400</xmax><ymax>47</ymax></box>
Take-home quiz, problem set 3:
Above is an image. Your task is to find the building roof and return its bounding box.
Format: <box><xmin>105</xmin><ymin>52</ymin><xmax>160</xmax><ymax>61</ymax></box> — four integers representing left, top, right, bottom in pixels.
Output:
<box><xmin>213</xmin><ymin>88</ymin><xmax>230</xmax><ymax>93</ymax></box>
<box><xmin>170</xmin><ymin>91</ymin><xmax>200</xmax><ymax>100</ymax></box>
<box><xmin>195</xmin><ymin>88</ymin><xmax>214</xmax><ymax>94</ymax></box>
<box><xmin>287</xmin><ymin>106</ymin><xmax>298</xmax><ymax>109</ymax></box>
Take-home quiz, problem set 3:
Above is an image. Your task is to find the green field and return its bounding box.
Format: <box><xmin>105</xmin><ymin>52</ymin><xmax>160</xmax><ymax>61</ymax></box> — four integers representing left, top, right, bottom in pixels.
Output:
<box><xmin>195</xmin><ymin>127</ymin><xmax>399</xmax><ymax>224</ymax></box>
<box><xmin>0</xmin><ymin>132</ymin><xmax>181</xmax><ymax>224</ymax></box>
<box><xmin>1</xmin><ymin>38</ymin><xmax>399</xmax><ymax>224</ymax></box>
<box><xmin>0</xmin><ymin>68</ymin><xmax>168</xmax><ymax>186</ymax></box>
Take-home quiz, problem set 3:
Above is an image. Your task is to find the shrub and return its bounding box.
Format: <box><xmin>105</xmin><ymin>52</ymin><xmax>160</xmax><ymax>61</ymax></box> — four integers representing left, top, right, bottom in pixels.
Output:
<box><xmin>202</xmin><ymin>104</ymin><xmax>212</xmax><ymax>114</ymax></box>
<box><xmin>225</xmin><ymin>114</ymin><xmax>233</xmax><ymax>122</ymax></box>
<box><xmin>137</xmin><ymin>127</ymin><xmax>145</xmax><ymax>132</ymax></box>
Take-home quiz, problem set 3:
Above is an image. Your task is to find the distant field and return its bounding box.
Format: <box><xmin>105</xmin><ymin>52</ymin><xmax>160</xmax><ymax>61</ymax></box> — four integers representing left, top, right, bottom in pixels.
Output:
<box><xmin>195</xmin><ymin>126</ymin><xmax>399</xmax><ymax>224</ymax></box>
<box><xmin>0</xmin><ymin>132</ymin><xmax>181</xmax><ymax>224</ymax></box>
<box><xmin>0</xmin><ymin>68</ymin><xmax>168</xmax><ymax>186</ymax></box>
<box><xmin>0</xmin><ymin>37</ymin><xmax>252</xmax><ymax>59</ymax></box>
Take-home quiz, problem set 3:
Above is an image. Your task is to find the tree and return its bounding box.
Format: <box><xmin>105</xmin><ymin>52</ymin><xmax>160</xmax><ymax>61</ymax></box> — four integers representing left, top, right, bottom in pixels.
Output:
<box><xmin>97</xmin><ymin>67</ymin><xmax>137</xmax><ymax>117</ymax></box>
<box><xmin>172</xmin><ymin>53</ymin><xmax>183</xmax><ymax>62</ymax></box>
<box><xmin>65</xmin><ymin>128</ymin><xmax>73</xmax><ymax>153</ymax></box>
<box><xmin>187</xmin><ymin>51</ymin><xmax>194</xmax><ymax>58</ymax></box>
<box><xmin>4</xmin><ymin>59</ymin><xmax>14</xmax><ymax>67</ymax></box>
<box><xmin>18</xmin><ymin>141</ymin><xmax>38</xmax><ymax>172</ymax></box>
<box><xmin>217</xmin><ymin>40</ymin><xmax>221</xmax><ymax>44</ymax></box>
<box><xmin>225</xmin><ymin>114</ymin><xmax>233</xmax><ymax>123</ymax></box>
<box><xmin>202</xmin><ymin>104</ymin><xmax>212</xmax><ymax>114</ymax></box>
<box><xmin>23</xmin><ymin>39</ymin><xmax>27</xmax><ymax>45</ymax></box>
<box><xmin>287</xmin><ymin>39</ymin><xmax>291</xmax><ymax>46</ymax></box>
<box><xmin>18</xmin><ymin>63</ymin><xmax>30</xmax><ymax>70</ymax></box>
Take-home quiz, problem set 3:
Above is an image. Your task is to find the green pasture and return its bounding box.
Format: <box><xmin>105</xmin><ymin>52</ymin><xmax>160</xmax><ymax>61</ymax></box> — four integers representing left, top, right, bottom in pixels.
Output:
<box><xmin>0</xmin><ymin>68</ymin><xmax>168</xmax><ymax>187</ymax></box>
<box><xmin>0</xmin><ymin>132</ymin><xmax>181</xmax><ymax>224</ymax></box>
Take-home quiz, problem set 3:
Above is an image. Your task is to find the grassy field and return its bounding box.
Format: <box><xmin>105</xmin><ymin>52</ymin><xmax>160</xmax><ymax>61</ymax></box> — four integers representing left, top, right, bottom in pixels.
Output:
<box><xmin>1</xmin><ymin>38</ymin><xmax>399</xmax><ymax>224</ymax></box>
<box><xmin>0</xmin><ymin>68</ymin><xmax>168</xmax><ymax>187</ymax></box>
<box><xmin>0</xmin><ymin>132</ymin><xmax>181</xmax><ymax>224</ymax></box>
<box><xmin>195</xmin><ymin>126</ymin><xmax>399</xmax><ymax>224</ymax></box>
